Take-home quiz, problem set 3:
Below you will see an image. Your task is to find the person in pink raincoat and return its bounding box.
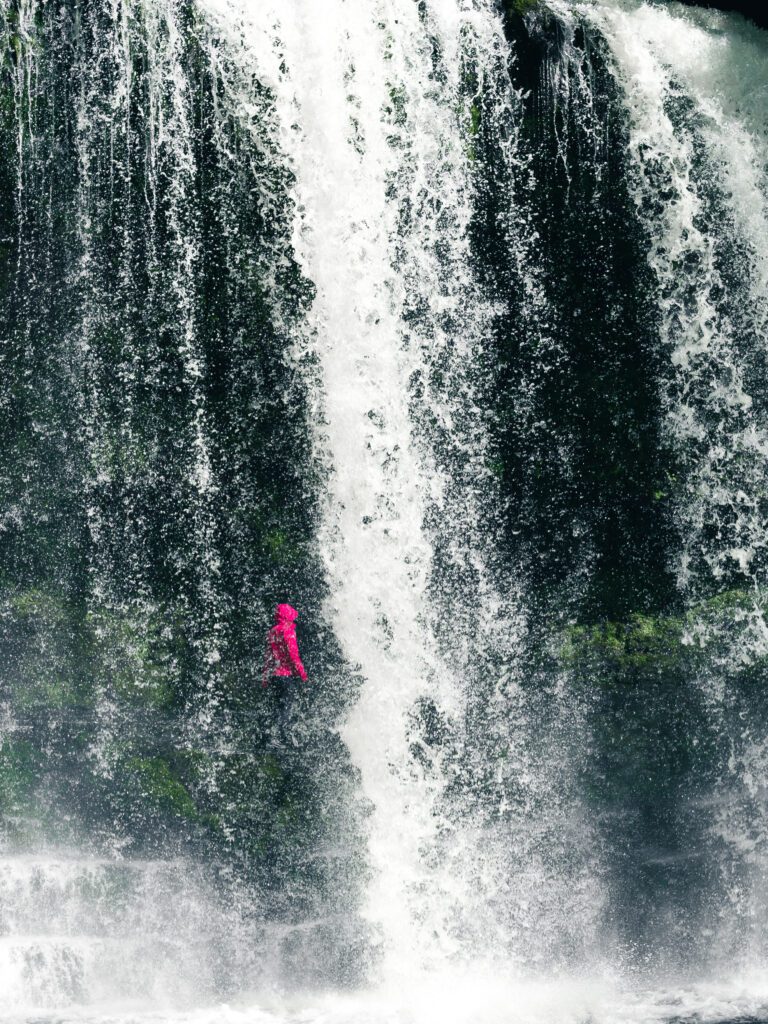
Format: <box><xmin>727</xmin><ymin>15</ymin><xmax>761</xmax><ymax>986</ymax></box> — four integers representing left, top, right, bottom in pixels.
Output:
<box><xmin>262</xmin><ymin>603</ymin><xmax>308</xmax><ymax>688</ymax></box>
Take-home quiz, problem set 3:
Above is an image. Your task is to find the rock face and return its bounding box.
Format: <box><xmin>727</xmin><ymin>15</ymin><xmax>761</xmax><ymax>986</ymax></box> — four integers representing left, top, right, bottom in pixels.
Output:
<box><xmin>678</xmin><ymin>0</ymin><xmax>768</xmax><ymax>29</ymax></box>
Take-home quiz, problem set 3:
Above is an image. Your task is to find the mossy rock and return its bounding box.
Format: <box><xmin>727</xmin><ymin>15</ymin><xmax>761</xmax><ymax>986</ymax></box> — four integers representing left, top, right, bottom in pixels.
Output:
<box><xmin>87</xmin><ymin>603</ymin><xmax>179</xmax><ymax>710</ymax></box>
<box><xmin>0</xmin><ymin>587</ymin><xmax>91</xmax><ymax>710</ymax></box>
<box><xmin>259</xmin><ymin>753</ymin><xmax>284</xmax><ymax>783</ymax></box>
<box><xmin>127</xmin><ymin>756</ymin><xmax>199</xmax><ymax>820</ymax></box>
<box><xmin>264</xmin><ymin>529</ymin><xmax>291</xmax><ymax>562</ymax></box>
<box><xmin>503</xmin><ymin>0</ymin><xmax>541</xmax><ymax>17</ymax></box>
<box><xmin>469</xmin><ymin>100</ymin><xmax>481</xmax><ymax>137</ymax></box>
<box><xmin>560</xmin><ymin>587</ymin><xmax>768</xmax><ymax>683</ymax></box>
<box><xmin>6</xmin><ymin>589</ymin><xmax>68</xmax><ymax>623</ymax></box>
<box><xmin>0</xmin><ymin>739</ymin><xmax>42</xmax><ymax>815</ymax></box>
<box><xmin>561</xmin><ymin>613</ymin><xmax>686</xmax><ymax>676</ymax></box>
<box><xmin>90</xmin><ymin>427</ymin><xmax>155</xmax><ymax>480</ymax></box>
<box><xmin>385</xmin><ymin>83</ymin><xmax>407</xmax><ymax>127</ymax></box>
<box><xmin>464</xmin><ymin>99</ymin><xmax>482</xmax><ymax>163</ymax></box>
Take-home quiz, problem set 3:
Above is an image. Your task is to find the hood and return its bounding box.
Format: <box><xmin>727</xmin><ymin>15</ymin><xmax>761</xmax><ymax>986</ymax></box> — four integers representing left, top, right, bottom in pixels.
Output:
<box><xmin>275</xmin><ymin>603</ymin><xmax>298</xmax><ymax>623</ymax></box>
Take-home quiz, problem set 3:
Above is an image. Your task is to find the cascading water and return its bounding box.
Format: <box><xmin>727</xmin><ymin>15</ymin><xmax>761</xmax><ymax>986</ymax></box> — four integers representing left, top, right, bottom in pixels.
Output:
<box><xmin>562</xmin><ymin>0</ymin><xmax>768</xmax><ymax>976</ymax></box>
<box><xmin>3</xmin><ymin>0</ymin><xmax>768</xmax><ymax>1021</ymax></box>
<box><xmin>197</xmin><ymin>0</ymin><xmax>572</xmax><ymax>983</ymax></box>
<box><xmin>0</xmin><ymin>853</ymin><xmax>253</xmax><ymax>1010</ymax></box>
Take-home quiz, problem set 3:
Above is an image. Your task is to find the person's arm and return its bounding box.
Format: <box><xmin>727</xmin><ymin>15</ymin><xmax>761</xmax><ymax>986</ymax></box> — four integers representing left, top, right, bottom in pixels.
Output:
<box><xmin>285</xmin><ymin>627</ymin><xmax>308</xmax><ymax>682</ymax></box>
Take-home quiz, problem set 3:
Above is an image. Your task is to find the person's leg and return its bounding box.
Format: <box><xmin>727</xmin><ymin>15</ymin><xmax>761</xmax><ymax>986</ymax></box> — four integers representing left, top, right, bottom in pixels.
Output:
<box><xmin>274</xmin><ymin>680</ymin><xmax>296</xmax><ymax>744</ymax></box>
<box><xmin>268</xmin><ymin>681</ymin><xmax>285</xmax><ymax>746</ymax></box>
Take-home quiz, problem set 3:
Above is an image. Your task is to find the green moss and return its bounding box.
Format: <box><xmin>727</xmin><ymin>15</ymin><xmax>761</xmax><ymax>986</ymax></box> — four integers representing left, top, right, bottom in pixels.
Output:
<box><xmin>128</xmin><ymin>757</ymin><xmax>198</xmax><ymax>820</ymax></box>
<box><xmin>260</xmin><ymin>753</ymin><xmax>284</xmax><ymax>782</ymax></box>
<box><xmin>385</xmin><ymin>84</ymin><xmax>407</xmax><ymax>127</ymax></box>
<box><xmin>561</xmin><ymin>588</ymin><xmax>767</xmax><ymax>681</ymax></box>
<box><xmin>93</xmin><ymin>428</ymin><xmax>153</xmax><ymax>479</ymax></box>
<box><xmin>22</xmin><ymin>678</ymin><xmax>84</xmax><ymax>710</ymax></box>
<box><xmin>1</xmin><ymin>587</ymin><xmax>91</xmax><ymax>710</ymax></box>
<box><xmin>87</xmin><ymin>605</ymin><xmax>178</xmax><ymax>710</ymax></box>
<box><xmin>264</xmin><ymin>529</ymin><xmax>289</xmax><ymax>559</ymax></box>
<box><xmin>561</xmin><ymin>614</ymin><xmax>685</xmax><ymax>675</ymax></box>
<box><xmin>469</xmin><ymin>100</ymin><xmax>481</xmax><ymax>137</ymax></box>
<box><xmin>486</xmin><ymin>457</ymin><xmax>504</xmax><ymax>479</ymax></box>
<box><xmin>0</xmin><ymin>740</ymin><xmax>41</xmax><ymax>814</ymax></box>
<box><xmin>694</xmin><ymin>587</ymin><xmax>756</xmax><ymax>616</ymax></box>
<box><xmin>504</xmin><ymin>0</ymin><xmax>540</xmax><ymax>14</ymax></box>
<box><xmin>276</xmin><ymin>800</ymin><xmax>299</xmax><ymax>831</ymax></box>
<box><xmin>465</xmin><ymin>100</ymin><xmax>482</xmax><ymax>163</ymax></box>
<box><xmin>7</xmin><ymin>587</ymin><xmax>68</xmax><ymax>624</ymax></box>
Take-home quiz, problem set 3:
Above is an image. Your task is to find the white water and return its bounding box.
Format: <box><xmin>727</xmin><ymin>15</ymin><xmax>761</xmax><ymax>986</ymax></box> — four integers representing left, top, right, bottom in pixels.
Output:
<box><xmin>4</xmin><ymin>974</ymin><xmax>768</xmax><ymax>1024</ymax></box>
<box><xmin>575</xmin><ymin>0</ymin><xmax>768</xmax><ymax>977</ymax></box>
<box><xmin>0</xmin><ymin>852</ymin><xmax>255</xmax><ymax>1013</ymax></box>
<box><xmin>199</xmin><ymin>0</ymin><xmax>548</xmax><ymax>986</ymax></box>
<box><xmin>72</xmin><ymin>0</ymin><xmax>226</xmax><ymax>697</ymax></box>
<box><xmin>579</xmin><ymin>0</ymin><xmax>768</xmax><ymax>595</ymax></box>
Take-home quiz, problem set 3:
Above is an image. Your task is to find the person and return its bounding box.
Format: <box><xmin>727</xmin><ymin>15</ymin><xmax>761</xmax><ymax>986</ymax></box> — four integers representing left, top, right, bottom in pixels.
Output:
<box><xmin>262</xmin><ymin>603</ymin><xmax>308</xmax><ymax>688</ymax></box>
<box><xmin>262</xmin><ymin>603</ymin><xmax>308</xmax><ymax>743</ymax></box>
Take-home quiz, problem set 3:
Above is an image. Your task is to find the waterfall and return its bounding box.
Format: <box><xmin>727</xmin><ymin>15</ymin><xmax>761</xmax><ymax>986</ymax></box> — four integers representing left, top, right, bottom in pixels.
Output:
<box><xmin>3</xmin><ymin>0</ymin><xmax>768</xmax><ymax>1020</ymax></box>
<box><xmin>199</xmin><ymin>0</ymin><xmax>532</xmax><ymax>982</ymax></box>
<box><xmin>580</xmin><ymin>0</ymin><xmax>768</xmax><ymax>596</ymax></box>
<box><xmin>576</xmin><ymin>0</ymin><xmax>768</xmax><ymax>976</ymax></box>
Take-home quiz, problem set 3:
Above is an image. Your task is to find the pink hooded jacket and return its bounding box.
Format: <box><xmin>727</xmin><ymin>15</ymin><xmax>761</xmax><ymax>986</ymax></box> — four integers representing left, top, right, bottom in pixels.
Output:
<box><xmin>262</xmin><ymin>604</ymin><xmax>308</xmax><ymax>687</ymax></box>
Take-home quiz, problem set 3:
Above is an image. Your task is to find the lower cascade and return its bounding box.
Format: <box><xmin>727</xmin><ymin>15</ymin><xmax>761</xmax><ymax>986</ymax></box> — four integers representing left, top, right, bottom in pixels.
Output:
<box><xmin>0</xmin><ymin>853</ymin><xmax>256</xmax><ymax>1009</ymax></box>
<box><xmin>1</xmin><ymin>0</ymin><xmax>768</xmax><ymax>1021</ymax></box>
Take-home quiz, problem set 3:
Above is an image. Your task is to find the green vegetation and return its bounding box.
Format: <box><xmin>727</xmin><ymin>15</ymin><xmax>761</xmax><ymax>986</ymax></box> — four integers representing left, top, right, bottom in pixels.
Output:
<box><xmin>127</xmin><ymin>757</ymin><xmax>199</xmax><ymax>820</ymax></box>
<box><xmin>469</xmin><ymin>100</ymin><xmax>481</xmax><ymax>137</ymax></box>
<box><xmin>0</xmin><ymin>588</ymin><xmax>91</xmax><ymax>711</ymax></box>
<box><xmin>560</xmin><ymin>588</ymin><xmax>767</xmax><ymax>682</ymax></box>
<box><xmin>465</xmin><ymin>99</ymin><xmax>482</xmax><ymax>163</ymax></box>
<box><xmin>264</xmin><ymin>528</ymin><xmax>299</xmax><ymax>565</ymax></box>
<box><xmin>87</xmin><ymin>605</ymin><xmax>178</xmax><ymax>710</ymax></box>
<box><xmin>385</xmin><ymin>82</ymin><xmax>407</xmax><ymax>149</ymax></box>
<box><xmin>504</xmin><ymin>0</ymin><xmax>540</xmax><ymax>16</ymax></box>
<box><xmin>0</xmin><ymin>740</ymin><xmax>41</xmax><ymax>816</ymax></box>
<box><xmin>562</xmin><ymin>613</ymin><xmax>685</xmax><ymax>676</ymax></box>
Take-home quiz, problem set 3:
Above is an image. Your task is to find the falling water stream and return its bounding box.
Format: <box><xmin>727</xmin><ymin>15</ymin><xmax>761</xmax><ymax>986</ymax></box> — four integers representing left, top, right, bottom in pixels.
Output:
<box><xmin>2</xmin><ymin>0</ymin><xmax>768</xmax><ymax>1021</ymax></box>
